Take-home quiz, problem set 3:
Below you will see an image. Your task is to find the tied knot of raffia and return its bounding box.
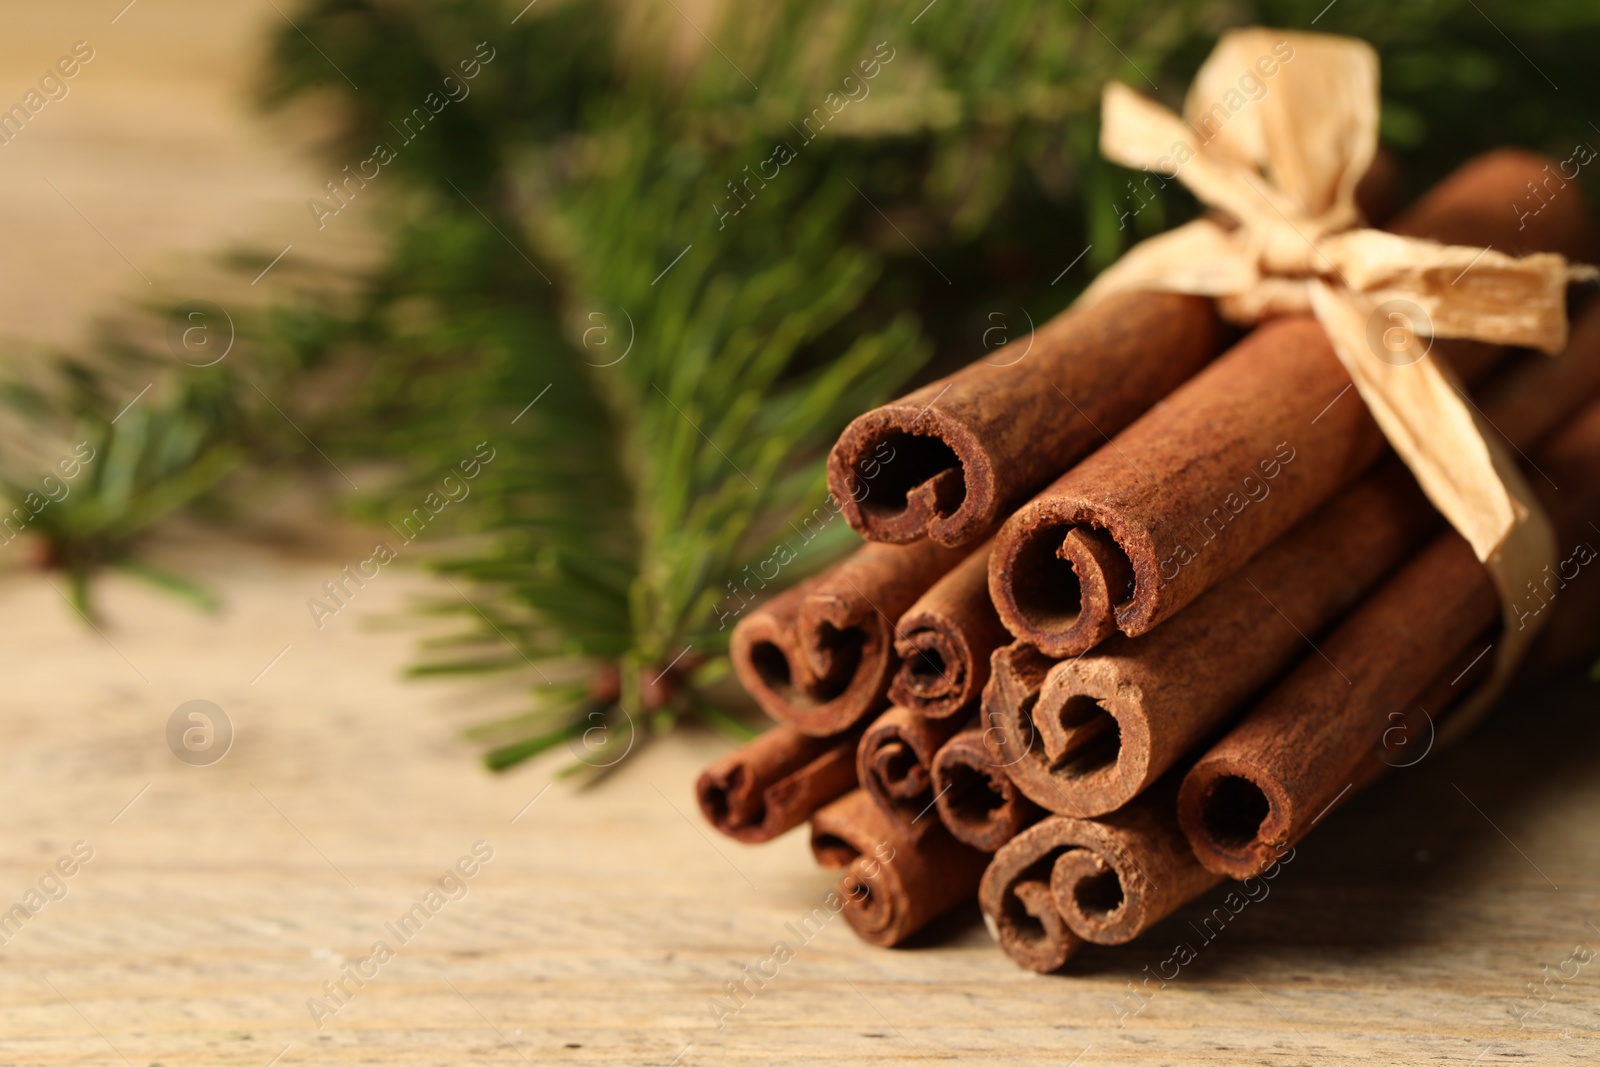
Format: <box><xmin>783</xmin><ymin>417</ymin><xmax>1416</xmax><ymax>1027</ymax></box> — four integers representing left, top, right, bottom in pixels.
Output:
<box><xmin>1255</xmin><ymin>220</ymin><xmax>1327</xmax><ymax>277</ymax></box>
<box><xmin>1078</xmin><ymin>28</ymin><xmax>1598</xmax><ymax>739</ymax></box>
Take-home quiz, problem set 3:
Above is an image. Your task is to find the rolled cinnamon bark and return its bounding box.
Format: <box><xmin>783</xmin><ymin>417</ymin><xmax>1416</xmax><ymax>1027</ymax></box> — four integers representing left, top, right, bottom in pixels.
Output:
<box><xmin>1177</xmin><ymin>533</ymin><xmax>1497</xmax><ymax>878</ymax></box>
<box><xmin>1010</xmin><ymin>460</ymin><xmax>1433</xmax><ymax>817</ymax></box>
<box><xmin>982</xmin><ymin>647</ymin><xmax>1488</xmax><ymax>975</ymax></box>
<box><xmin>982</xmin><ymin>639</ymin><xmax>1058</xmax><ymax>777</ymax></box>
<box><xmin>976</xmin><ymin>815</ymin><xmax>1087</xmax><ymax>973</ymax></box>
<box><xmin>1353</xmin><ymin>631</ymin><xmax>1496</xmax><ymax>789</ymax></box>
<box><xmin>1178</xmin><ymin>394</ymin><xmax>1600</xmax><ymax>878</ymax></box>
<box><xmin>1044</xmin><ymin>781</ymin><xmax>1223</xmax><ymax>945</ymax></box>
<box><xmin>811</xmin><ymin>787</ymin><xmax>888</xmax><ymax>869</ymax></box>
<box><xmin>887</xmin><ymin>540</ymin><xmax>1011</xmax><ymax>719</ymax></box>
<box><xmin>826</xmin><ymin>290</ymin><xmax>1229</xmax><ymax>547</ymax></box>
<box><xmin>1013</xmin><ymin>294</ymin><xmax>1600</xmax><ymax>817</ymax></box>
<box><xmin>991</xmin><ymin>315</ymin><xmax>1363</xmax><ymax>657</ymax></box>
<box><xmin>931</xmin><ymin>724</ymin><xmax>1044</xmax><ymax>852</ymax></box>
<box><xmin>983</xmin><ymin>640</ymin><xmax>1076</xmax><ymax>809</ymax></box>
<box><xmin>729</xmin><ymin>538</ymin><xmax>966</xmax><ymax>736</ymax></box>
<box><xmin>696</xmin><ymin>723</ymin><xmax>860</xmax><ymax>843</ymax></box>
<box><xmin>809</xmin><ymin>789</ymin><xmax>989</xmax><ymax>947</ymax></box>
<box><xmin>989</xmin><ymin>149</ymin><xmax>1596</xmax><ymax>657</ymax></box>
<box><xmin>856</xmin><ymin>706</ymin><xmax>965</xmax><ymax>839</ymax></box>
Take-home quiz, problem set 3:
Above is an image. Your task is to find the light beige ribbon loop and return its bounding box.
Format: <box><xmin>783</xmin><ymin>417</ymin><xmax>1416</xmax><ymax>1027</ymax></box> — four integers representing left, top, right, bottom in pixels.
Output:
<box><xmin>1079</xmin><ymin>28</ymin><xmax>1597</xmax><ymax>738</ymax></box>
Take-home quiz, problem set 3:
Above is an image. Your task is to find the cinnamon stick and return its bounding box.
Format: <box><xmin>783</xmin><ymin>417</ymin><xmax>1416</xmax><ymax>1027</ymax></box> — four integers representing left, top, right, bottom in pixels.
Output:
<box><xmin>1043</xmin><ymin>780</ymin><xmax>1223</xmax><ymax>946</ymax></box>
<box><xmin>887</xmin><ymin>540</ymin><xmax>1011</xmax><ymax>719</ymax></box>
<box><xmin>931</xmin><ymin>724</ymin><xmax>1044</xmax><ymax>852</ymax></box>
<box><xmin>809</xmin><ymin>789</ymin><xmax>988</xmax><ymax>947</ymax></box>
<box><xmin>856</xmin><ymin>706</ymin><xmax>965</xmax><ymax>839</ymax></box>
<box><xmin>976</xmin><ymin>816</ymin><xmax>1087</xmax><ymax>973</ymax></box>
<box><xmin>1178</xmin><ymin>393</ymin><xmax>1600</xmax><ymax>878</ymax></box>
<box><xmin>982</xmin><ymin>644</ymin><xmax>1487</xmax><ymax>974</ymax></box>
<box><xmin>729</xmin><ymin>538</ymin><xmax>966</xmax><ymax>736</ymax></box>
<box><xmin>1010</xmin><ymin>294</ymin><xmax>1600</xmax><ymax>817</ymax></box>
<box><xmin>826</xmin><ymin>291</ymin><xmax>1229</xmax><ymax>547</ymax></box>
<box><xmin>1012</xmin><ymin>461</ymin><xmax>1435</xmax><ymax>816</ymax></box>
<box><xmin>696</xmin><ymin>723</ymin><xmax>859</xmax><ymax>843</ymax></box>
<box><xmin>981</xmin><ymin>639</ymin><xmax>1072</xmax><ymax>806</ymax></box>
<box><xmin>1350</xmin><ymin>631</ymin><xmax>1496</xmax><ymax>791</ymax></box>
<box><xmin>988</xmin><ymin>149</ymin><xmax>1596</xmax><ymax>657</ymax></box>
<box><xmin>1176</xmin><ymin>532</ymin><xmax>1497</xmax><ymax>878</ymax></box>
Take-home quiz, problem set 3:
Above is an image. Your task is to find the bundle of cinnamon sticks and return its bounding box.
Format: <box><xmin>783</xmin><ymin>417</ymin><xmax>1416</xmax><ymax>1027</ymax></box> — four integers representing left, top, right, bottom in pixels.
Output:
<box><xmin>695</xmin><ymin>148</ymin><xmax>1600</xmax><ymax>969</ymax></box>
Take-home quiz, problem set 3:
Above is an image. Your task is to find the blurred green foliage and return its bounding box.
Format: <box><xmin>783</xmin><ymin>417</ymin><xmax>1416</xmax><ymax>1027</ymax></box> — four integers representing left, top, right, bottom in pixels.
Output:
<box><xmin>8</xmin><ymin>0</ymin><xmax>1600</xmax><ymax>769</ymax></box>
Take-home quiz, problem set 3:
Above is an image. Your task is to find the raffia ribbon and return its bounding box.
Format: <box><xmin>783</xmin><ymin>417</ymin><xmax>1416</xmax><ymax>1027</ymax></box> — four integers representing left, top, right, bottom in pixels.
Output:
<box><xmin>1079</xmin><ymin>29</ymin><xmax>1597</xmax><ymax>741</ymax></box>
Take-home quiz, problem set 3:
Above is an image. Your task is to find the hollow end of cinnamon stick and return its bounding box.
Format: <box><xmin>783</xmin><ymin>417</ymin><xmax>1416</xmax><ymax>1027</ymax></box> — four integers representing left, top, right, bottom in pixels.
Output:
<box><xmin>731</xmin><ymin>631</ymin><xmax>886</xmax><ymax>737</ymax></box>
<box><xmin>729</xmin><ymin>585</ymin><xmax>846</xmax><ymax>729</ymax></box>
<box><xmin>889</xmin><ymin>541</ymin><xmax>1008</xmax><ymax>719</ymax></box>
<box><xmin>932</xmin><ymin>726</ymin><xmax>1043</xmax><ymax>852</ymax></box>
<box><xmin>1049</xmin><ymin>849</ymin><xmax>1136</xmax><ymax>942</ymax></box>
<box><xmin>828</xmin><ymin>408</ymin><xmax>986</xmax><ymax>546</ymax></box>
<box><xmin>827</xmin><ymin>291</ymin><xmax>1229</xmax><ymax>548</ymax></box>
<box><xmin>857</xmin><ymin>707</ymin><xmax>965</xmax><ymax>840</ymax></box>
<box><xmin>1026</xmin><ymin>669</ymin><xmax>1148</xmax><ymax>817</ymax></box>
<box><xmin>810</xmin><ymin>789</ymin><xmax>875</xmax><ymax>869</ymax></box>
<box><xmin>1175</xmin><ymin>761</ymin><xmax>1294</xmax><ymax>879</ymax></box>
<box><xmin>986</xmin><ymin>789</ymin><xmax>1225</xmax><ymax>962</ymax></box>
<box><xmin>696</xmin><ymin>723</ymin><xmax>860</xmax><ymax>844</ymax></box>
<box><xmin>835</xmin><ymin>858</ymin><xmax>903</xmax><ymax>947</ymax></box>
<box><xmin>990</xmin><ymin>503</ymin><xmax>1138</xmax><ymax>657</ymax></box>
<box><xmin>982</xmin><ymin>641</ymin><xmax>1097</xmax><ymax>817</ymax></box>
<box><xmin>798</xmin><ymin>594</ymin><xmax>878</xmax><ymax>685</ymax></box>
<box><xmin>978</xmin><ymin>820</ymin><xmax>1086</xmax><ymax>973</ymax></box>
<box><xmin>797</xmin><ymin>540</ymin><xmax>975</xmax><ymax>735</ymax></box>
<box><xmin>732</xmin><ymin>542</ymin><xmax>969</xmax><ymax>737</ymax></box>
<box><xmin>810</xmin><ymin>789</ymin><xmax>988</xmax><ymax>947</ymax></box>
<box><xmin>888</xmin><ymin>621</ymin><xmax>972</xmax><ymax>717</ymax></box>
<box><xmin>837</xmin><ymin>843</ymin><xmax>986</xmax><ymax>949</ymax></box>
<box><xmin>1042</xmin><ymin>801</ymin><xmax>1225</xmax><ymax>946</ymax></box>
<box><xmin>738</xmin><ymin>633</ymin><xmax>809</xmax><ymax>704</ymax></box>
<box><xmin>985</xmin><ymin>639</ymin><xmax>1147</xmax><ymax>821</ymax></box>
<box><xmin>1036</xmin><ymin>692</ymin><xmax>1124</xmax><ymax>788</ymax></box>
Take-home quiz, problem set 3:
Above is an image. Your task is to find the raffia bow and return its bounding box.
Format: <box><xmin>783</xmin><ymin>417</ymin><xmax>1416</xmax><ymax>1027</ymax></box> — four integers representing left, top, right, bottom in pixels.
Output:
<box><xmin>1079</xmin><ymin>29</ymin><xmax>1597</xmax><ymax>739</ymax></box>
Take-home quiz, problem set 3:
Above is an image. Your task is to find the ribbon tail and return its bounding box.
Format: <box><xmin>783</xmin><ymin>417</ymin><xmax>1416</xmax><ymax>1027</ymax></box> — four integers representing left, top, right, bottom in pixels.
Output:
<box><xmin>1308</xmin><ymin>281</ymin><xmax>1557</xmax><ymax>741</ymax></box>
<box><xmin>1076</xmin><ymin>219</ymin><xmax>1256</xmax><ymax>307</ymax></box>
<box><xmin>1101</xmin><ymin>82</ymin><xmax>1196</xmax><ymax>174</ymax></box>
<box><xmin>1100</xmin><ymin>82</ymin><xmax>1307</xmax><ymax>236</ymax></box>
<box><xmin>1321</xmin><ymin>229</ymin><xmax>1595</xmax><ymax>353</ymax></box>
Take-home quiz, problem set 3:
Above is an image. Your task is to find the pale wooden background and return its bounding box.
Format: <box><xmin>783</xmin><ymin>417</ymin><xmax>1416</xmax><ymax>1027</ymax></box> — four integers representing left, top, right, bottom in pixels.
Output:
<box><xmin>1</xmin><ymin>3</ymin><xmax>1598</xmax><ymax>1065</ymax></box>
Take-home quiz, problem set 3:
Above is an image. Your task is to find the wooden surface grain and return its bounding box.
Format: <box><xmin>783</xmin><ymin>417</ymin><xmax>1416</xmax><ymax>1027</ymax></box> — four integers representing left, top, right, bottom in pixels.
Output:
<box><xmin>1</xmin><ymin>3</ymin><xmax>1598</xmax><ymax>1064</ymax></box>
